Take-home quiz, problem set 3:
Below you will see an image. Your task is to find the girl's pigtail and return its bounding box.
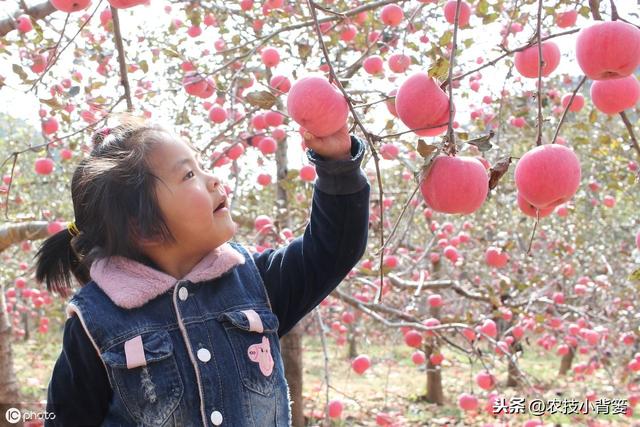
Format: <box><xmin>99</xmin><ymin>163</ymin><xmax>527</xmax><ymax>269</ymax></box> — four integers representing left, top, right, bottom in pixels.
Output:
<box><xmin>33</xmin><ymin>224</ymin><xmax>84</xmax><ymax>298</ymax></box>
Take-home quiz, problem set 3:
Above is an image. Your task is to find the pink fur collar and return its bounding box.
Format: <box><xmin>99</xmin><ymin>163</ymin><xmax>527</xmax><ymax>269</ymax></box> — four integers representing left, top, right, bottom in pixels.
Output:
<box><xmin>89</xmin><ymin>243</ymin><xmax>246</xmax><ymax>309</ymax></box>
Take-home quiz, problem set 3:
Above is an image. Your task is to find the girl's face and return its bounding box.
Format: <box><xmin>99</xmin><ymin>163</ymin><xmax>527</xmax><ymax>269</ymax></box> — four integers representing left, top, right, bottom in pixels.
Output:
<box><xmin>147</xmin><ymin>134</ymin><xmax>237</xmax><ymax>254</ymax></box>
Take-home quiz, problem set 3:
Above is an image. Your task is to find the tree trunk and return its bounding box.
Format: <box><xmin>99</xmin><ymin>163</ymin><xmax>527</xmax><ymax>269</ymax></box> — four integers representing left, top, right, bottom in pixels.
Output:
<box><xmin>507</xmin><ymin>358</ymin><xmax>520</xmax><ymax>387</ymax></box>
<box><xmin>424</xmin><ymin>344</ymin><xmax>443</xmax><ymax>405</ymax></box>
<box><xmin>347</xmin><ymin>320</ymin><xmax>357</xmax><ymax>359</ymax></box>
<box><xmin>559</xmin><ymin>346</ymin><xmax>575</xmax><ymax>376</ymax></box>
<box><xmin>0</xmin><ymin>284</ymin><xmax>22</xmax><ymax>424</ymax></box>
<box><xmin>281</xmin><ymin>324</ymin><xmax>305</xmax><ymax>426</ymax></box>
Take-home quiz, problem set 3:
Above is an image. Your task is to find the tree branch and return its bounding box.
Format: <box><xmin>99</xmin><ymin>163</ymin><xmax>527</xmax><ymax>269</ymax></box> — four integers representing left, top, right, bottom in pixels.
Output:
<box><xmin>535</xmin><ymin>0</ymin><xmax>544</xmax><ymax>146</ymax></box>
<box><xmin>0</xmin><ymin>1</ymin><xmax>56</xmax><ymax>37</ymax></box>
<box><xmin>110</xmin><ymin>6</ymin><xmax>133</xmax><ymax>111</ymax></box>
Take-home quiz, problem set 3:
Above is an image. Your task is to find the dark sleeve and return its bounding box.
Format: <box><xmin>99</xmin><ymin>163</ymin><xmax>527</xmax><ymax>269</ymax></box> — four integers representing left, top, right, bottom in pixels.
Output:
<box><xmin>253</xmin><ymin>135</ymin><xmax>370</xmax><ymax>337</ymax></box>
<box><xmin>45</xmin><ymin>315</ymin><xmax>112</xmax><ymax>427</ymax></box>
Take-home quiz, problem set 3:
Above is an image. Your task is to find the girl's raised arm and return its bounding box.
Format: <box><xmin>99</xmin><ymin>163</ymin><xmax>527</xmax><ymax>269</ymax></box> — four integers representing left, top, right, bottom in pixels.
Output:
<box><xmin>252</xmin><ymin>135</ymin><xmax>370</xmax><ymax>337</ymax></box>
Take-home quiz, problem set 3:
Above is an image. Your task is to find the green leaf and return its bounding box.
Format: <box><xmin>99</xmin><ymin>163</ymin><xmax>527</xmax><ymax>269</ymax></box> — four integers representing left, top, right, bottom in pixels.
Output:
<box><xmin>139</xmin><ymin>60</ymin><xmax>148</xmax><ymax>73</ymax></box>
<box><xmin>456</xmin><ymin>132</ymin><xmax>469</xmax><ymax>141</ymax></box>
<box><xmin>482</xmin><ymin>13</ymin><xmax>500</xmax><ymax>24</ymax></box>
<box><xmin>162</xmin><ymin>48</ymin><xmax>181</xmax><ymax>59</ymax></box>
<box><xmin>12</xmin><ymin>64</ymin><xmax>28</xmax><ymax>81</ymax></box>
<box><xmin>629</xmin><ymin>268</ymin><xmax>640</xmax><ymax>283</ymax></box>
<box><xmin>438</xmin><ymin>31</ymin><xmax>452</xmax><ymax>47</ymax></box>
<box><xmin>68</xmin><ymin>86</ymin><xmax>80</xmax><ymax>97</ymax></box>
<box><xmin>589</xmin><ymin>109</ymin><xmax>597</xmax><ymax>123</ymax></box>
<box><xmin>579</xmin><ymin>6</ymin><xmax>591</xmax><ymax>17</ymax></box>
<box><xmin>476</xmin><ymin>0</ymin><xmax>489</xmax><ymax>15</ymax></box>
<box><xmin>428</xmin><ymin>57</ymin><xmax>450</xmax><ymax>81</ymax></box>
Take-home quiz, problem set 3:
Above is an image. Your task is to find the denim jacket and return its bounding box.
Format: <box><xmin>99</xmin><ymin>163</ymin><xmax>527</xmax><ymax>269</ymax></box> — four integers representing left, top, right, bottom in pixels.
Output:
<box><xmin>45</xmin><ymin>136</ymin><xmax>370</xmax><ymax>426</ymax></box>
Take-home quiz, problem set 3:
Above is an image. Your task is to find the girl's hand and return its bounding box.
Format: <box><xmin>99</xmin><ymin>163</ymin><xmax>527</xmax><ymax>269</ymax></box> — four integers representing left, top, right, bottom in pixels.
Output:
<box><xmin>303</xmin><ymin>124</ymin><xmax>352</xmax><ymax>161</ymax></box>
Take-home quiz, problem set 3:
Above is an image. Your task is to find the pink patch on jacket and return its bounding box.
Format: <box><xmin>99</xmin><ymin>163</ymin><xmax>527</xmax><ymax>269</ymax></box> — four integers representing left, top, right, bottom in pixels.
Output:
<box><xmin>248</xmin><ymin>336</ymin><xmax>274</xmax><ymax>376</ymax></box>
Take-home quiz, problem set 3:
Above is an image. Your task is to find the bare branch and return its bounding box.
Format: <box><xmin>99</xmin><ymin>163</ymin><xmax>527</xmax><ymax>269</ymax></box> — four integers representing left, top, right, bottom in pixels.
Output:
<box><xmin>111</xmin><ymin>6</ymin><xmax>133</xmax><ymax>111</ymax></box>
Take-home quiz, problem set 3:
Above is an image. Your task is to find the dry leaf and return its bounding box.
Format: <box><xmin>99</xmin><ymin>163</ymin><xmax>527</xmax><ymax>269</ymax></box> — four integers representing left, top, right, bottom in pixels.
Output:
<box><xmin>245</xmin><ymin>91</ymin><xmax>277</xmax><ymax>109</ymax></box>
<box><xmin>417</xmin><ymin>139</ymin><xmax>437</xmax><ymax>158</ymax></box>
<box><xmin>489</xmin><ymin>156</ymin><xmax>512</xmax><ymax>190</ymax></box>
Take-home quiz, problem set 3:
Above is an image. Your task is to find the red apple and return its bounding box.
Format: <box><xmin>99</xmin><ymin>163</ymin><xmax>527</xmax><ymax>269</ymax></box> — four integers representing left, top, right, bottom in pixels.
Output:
<box><xmin>514</xmin><ymin>42</ymin><xmax>561</xmax><ymax>78</ymax></box>
<box><xmin>380</xmin><ymin>4</ymin><xmax>404</xmax><ymax>26</ymax></box>
<box><xmin>576</xmin><ymin>21</ymin><xmax>640</xmax><ymax>80</ymax></box>
<box><xmin>51</xmin><ymin>0</ymin><xmax>92</xmax><ymax>12</ymax></box>
<box><xmin>208</xmin><ymin>107</ymin><xmax>227</xmax><ymax>123</ymax></box>
<box><xmin>396</xmin><ymin>73</ymin><xmax>451</xmax><ymax>136</ymax></box>
<box><xmin>352</xmin><ymin>355</ymin><xmax>371</xmax><ymax>374</ymax></box>
<box><xmin>388</xmin><ymin>53</ymin><xmax>412</xmax><ymax>73</ymax></box>
<box><xmin>287</xmin><ymin>76</ymin><xmax>348</xmax><ymax>137</ymax></box>
<box><xmin>458</xmin><ymin>393</ymin><xmax>479</xmax><ymax>411</ymax></box>
<box><xmin>404</xmin><ymin>329</ymin><xmax>423</xmax><ymax>348</ymax></box>
<box><xmin>443</xmin><ymin>1</ymin><xmax>471</xmax><ymax>27</ymax></box>
<box><xmin>590</xmin><ymin>75</ymin><xmax>640</xmax><ymax>115</ymax></box>
<box><xmin>108</xmin><ymin>0</ymin><xmax>146</xmax><ymax>8</ymax></box>
<box><xmin>485</xmin><ymin>247</ymin><xmax>508</xmax><ymax>268</ymax></box>
<box><xmin>328</xmin><ymin>400</ymin><xmax>343</xmax><ymax>418</ymax></box>
<box><xmin>34</xmin><ymin>158</ymin><xmax>54</xmax><ymax>175</ymax></box>
<box><xmin>380</xmin><ymin>143</ymin><xmax>399</xmax><ymax>160</ymax></box>
<box><xmin>16</xmin><ymin>15</ymin><xmax>33</xmax><ymax>33</ymax></box>
<box><xmin>476</xmin><ymin>371</ymin><xmax>496</xmax><ymax>390</ymax></box>
<box><xmin>515</xmin><ymin>144</ymin><xmax>581</xmax><ymax>209</ymax></box>
<box><xmin>363</xmin><ymin>55</ymin><xmax>384</xmax><ymax>75</ymax></box>
<box><xmin>411</xmin><ymin>350</ymin><xmax>426</xmax><ymax>365</ymax></box>
<box><xmin>42</xmin><ymin>117</ymin><xmax>59</xmax><ymax>135</ymax></box>
<box><xmin>261</xmin><ymin>47</ymin><xmax>280</xmax><ymax>67</ymax></box>
<box><xmin>561</xmin><ymin>93</ymin><xmax>584</xmax><ymax>112</ymax></box>
<box><xmin>419</xmin><ymin>155</ymin><xmax>488</xmax><ymax>214</ymax></box>
<box><xmin>556</xmin><ymin>10</ymin><xmax>577</xmax><ymax>28</ymax></box>
<box><xmin>270</xmin><ymin>75</ymin><xmax>291</xmax><ymax>93</ymax></box>
<box><xmin>299</xmin><ymin>165</ymin><xmax>316</xmax><ymax>182</ymax></box>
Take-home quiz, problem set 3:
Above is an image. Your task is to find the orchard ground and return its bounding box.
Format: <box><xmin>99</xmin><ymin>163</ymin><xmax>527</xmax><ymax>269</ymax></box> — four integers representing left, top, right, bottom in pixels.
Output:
<box><xmin>14</xmin><ymin>318</ymin><xmax>640</xmax><ymax>426</ymax></box>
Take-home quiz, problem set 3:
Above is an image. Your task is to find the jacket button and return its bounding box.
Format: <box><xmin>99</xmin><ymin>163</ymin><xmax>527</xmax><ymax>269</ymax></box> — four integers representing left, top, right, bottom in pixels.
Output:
<box><xmin>178</xmin><ymin>287</ymin><xmax>188</xmax><ymax>301</ymax></box>
<box><xmin>210</xmin><ymin>410</ymin><xmax>223</xmax><ymax>425</ymax></box>
<box><xmin>197</xmin><ymin>348</ymin><xmax>211</xmax><ymax>362</ymax></box>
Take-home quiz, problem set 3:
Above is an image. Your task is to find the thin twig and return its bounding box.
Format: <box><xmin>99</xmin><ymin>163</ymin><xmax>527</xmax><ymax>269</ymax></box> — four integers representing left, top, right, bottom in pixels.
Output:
<box><xmin>620</xmin><ymin>112</ymin><xmax>640</xmax><ymax>159</ymax></box>
<box><xmin>526</xmin><ymin>209</ymin><xmax>540</xmax><ymax>255</ymax></box>
<box><xmin>443</xmin><ymin>28</ymin><xmax>580</xmax><ymax>90</ymax></box>
<box><xmin>551</xmin><ymin>76</ymin><xmax>587</xmax><ymax>144</ymax></box>
<box><xmin>306</xmin><ymin>0</ymin><xmax>387</xmax><ymax>304</ymax></box>
<box><xmin>444</xmin><ymin>0</ymin><xmax>462</xmax><ymax>155</ymax></box>
<box><xmin>28</xmin><ymin>1</ymin><xmax>103</xmax><ymax>92</ymax></box>
<box><xmin>535</xmin><ymin>0</ymin><xmax>544</xmax><ymax>146</ymax></box>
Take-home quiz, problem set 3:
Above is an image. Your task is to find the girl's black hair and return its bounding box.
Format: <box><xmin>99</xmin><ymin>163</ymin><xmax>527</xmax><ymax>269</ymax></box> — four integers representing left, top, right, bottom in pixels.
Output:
<box><xmin>34</xmin><ymin>113</ymin><xmax>180</xmax><ymax>297</ymax></box>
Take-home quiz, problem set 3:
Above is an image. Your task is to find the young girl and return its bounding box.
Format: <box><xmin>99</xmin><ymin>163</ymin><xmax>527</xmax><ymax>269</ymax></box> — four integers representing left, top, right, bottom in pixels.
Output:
<box><xmin>36</xmin><ymin>114</ymin><xmax>370</xmax><ymax>426</ymax></box>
